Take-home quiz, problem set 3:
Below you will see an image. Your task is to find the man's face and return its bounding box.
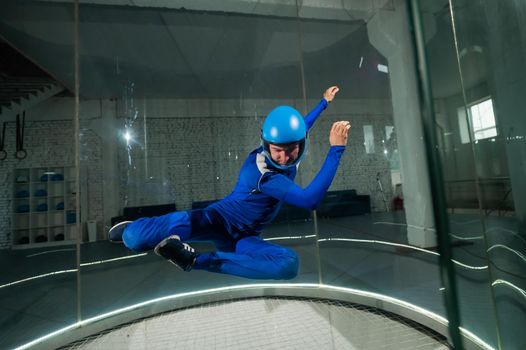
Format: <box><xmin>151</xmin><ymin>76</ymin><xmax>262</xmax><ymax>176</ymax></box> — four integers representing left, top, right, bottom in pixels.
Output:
<box><xmin>268</xmin><ymin>143</ymin><xmax>300</xmax><ymax>166</ymax></box>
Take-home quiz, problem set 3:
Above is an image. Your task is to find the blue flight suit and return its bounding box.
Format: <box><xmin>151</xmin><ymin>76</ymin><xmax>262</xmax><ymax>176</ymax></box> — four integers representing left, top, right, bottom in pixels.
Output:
<box><xmin>123</xmin><ymin>99</ymin><xmax>346</xmax><ymax>280</ymax></box>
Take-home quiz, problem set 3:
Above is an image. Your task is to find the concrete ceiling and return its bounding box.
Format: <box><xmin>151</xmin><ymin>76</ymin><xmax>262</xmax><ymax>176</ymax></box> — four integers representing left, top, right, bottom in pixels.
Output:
<box><xmin>0</xmin><ymin>0</ymin><xmax>488</xmax><ymax>101</ymax></box>
<box><xmin>0</xmin><ymin>0</ymin><xmax>391</xmax><ymax>100</ymax></box>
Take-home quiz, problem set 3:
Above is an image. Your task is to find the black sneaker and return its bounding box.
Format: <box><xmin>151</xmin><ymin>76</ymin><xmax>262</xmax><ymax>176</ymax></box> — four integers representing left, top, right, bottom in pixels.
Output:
<box><xmin>108</xmin><ymin>221</ymin><xmax>133</xmax><ymax>242</ymax></box>
<box><xmin>154</xmin><ymin>235</ymin><xmax>197</xmax><ymax>271</ymax></box>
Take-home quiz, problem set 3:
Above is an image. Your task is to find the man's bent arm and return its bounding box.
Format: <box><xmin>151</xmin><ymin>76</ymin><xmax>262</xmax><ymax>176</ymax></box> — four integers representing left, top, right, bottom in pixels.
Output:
<box><xmin>304</xmin><ymin>99</ymin><xmax>328</xmax><ymax>131</ymax></box>
<box><xmin>282</xmin><ymin>146</ymin><xmax>345</xmax><ymax>210</ymax></box>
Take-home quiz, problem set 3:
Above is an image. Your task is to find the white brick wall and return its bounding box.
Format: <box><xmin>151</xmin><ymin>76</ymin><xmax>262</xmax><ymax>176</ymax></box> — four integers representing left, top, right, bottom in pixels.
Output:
<box><xmin>0</xmin><ymin>97</ymin><xmax>394</xmax><ymax>249</ymax></box>
<box><xmin>117</xmin><ymin>116</ymin><xmax>261</xmax><ymax>210</ymax></box>
<box><xmin>116</xmin><ymin>111</ymin><xmax>394</xmax><ymax>212</ymax></box>
<box><xmin>305</xmin><ymin>114</ymin><xmax>394</xmax><ymax>212</ymax></box>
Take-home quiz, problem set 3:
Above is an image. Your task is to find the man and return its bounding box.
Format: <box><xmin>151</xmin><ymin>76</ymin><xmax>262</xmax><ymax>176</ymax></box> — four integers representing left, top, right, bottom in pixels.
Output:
<box><xmin>109</xmin><ymin>86</ymin><xmax>350</xmax><ymax>280</ymax></box>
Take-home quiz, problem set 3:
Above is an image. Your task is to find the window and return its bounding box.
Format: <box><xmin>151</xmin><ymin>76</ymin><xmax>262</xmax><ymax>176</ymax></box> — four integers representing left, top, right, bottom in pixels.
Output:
<box><xmin>363</xmin><ymin>125</ymin><xmax>375</xmax><ymax>154</ymax></box>
<box><xmin>458</xmin><ymin>98</ymin><xmax>497</xmax><ymax>144</ymax></box>
<box><xmin>385</xmin><ymin>126</ymin><xmax>394</xmax><ymax>141</ymax></box>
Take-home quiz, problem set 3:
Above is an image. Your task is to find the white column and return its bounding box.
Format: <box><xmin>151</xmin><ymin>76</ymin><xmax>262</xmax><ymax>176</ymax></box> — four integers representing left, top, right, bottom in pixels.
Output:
<box><xmin>367</xmin><ymin>0</ymin><xmax>437</xmax><ymax>247</ymax></box>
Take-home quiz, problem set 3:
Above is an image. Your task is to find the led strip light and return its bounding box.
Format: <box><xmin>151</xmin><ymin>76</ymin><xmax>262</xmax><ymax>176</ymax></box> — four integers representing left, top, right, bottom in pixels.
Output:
<box><xmin>13</xmin><ymin>283</ymin><xmax>495</xmax><ymax>350</ymax></box>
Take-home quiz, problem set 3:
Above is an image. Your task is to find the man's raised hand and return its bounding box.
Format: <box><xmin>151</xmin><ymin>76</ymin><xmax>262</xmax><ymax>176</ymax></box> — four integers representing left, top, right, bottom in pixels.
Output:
<box><xmin>324</xmin><ymin>86</ymin><xmax>340</xmax><ymax>103</ymax></box>
<box><xmin>329</xmin><ymin>121</ymin><xmax>351</xmax><ymax>146</ymax></box>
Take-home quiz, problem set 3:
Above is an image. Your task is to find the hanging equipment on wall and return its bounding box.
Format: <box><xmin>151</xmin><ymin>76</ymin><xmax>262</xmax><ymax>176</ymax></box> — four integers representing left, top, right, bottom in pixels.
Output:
<box><xmin>0</xmin><ymin>122</ymin><xmax>6</xmax><ymax>161</ymax></box>
<box><xmin>15</xmin><ymin>112</ymin><xmax>27</xmax><ymax>160</ymax></box>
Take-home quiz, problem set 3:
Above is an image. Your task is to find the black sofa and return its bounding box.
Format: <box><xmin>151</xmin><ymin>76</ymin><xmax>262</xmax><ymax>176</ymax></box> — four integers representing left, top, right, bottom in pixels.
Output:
<box><xmin>191</xmin><ymin>189</ymin><xmax>370</xmax><ymax>224</ymax></box>
<box><xmin>316</xmin><ymin>189</ymin><xmax>371</xmax><ymax>218</ymax></box>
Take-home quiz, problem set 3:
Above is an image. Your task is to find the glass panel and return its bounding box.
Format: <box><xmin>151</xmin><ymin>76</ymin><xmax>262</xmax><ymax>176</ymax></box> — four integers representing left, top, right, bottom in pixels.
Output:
<box><xmin>449</xmin><ymin>0</ymin><xmax>526</xmax><ymax>348</ymax></box>
<box><xmin>418</xmin><ymin>0</ymin><xmax>526</xmax><ymax>348</ymax></box>
<box><xmin>304</xmin><ymin>0</ymin><xmax>446</xmax><ymax>338</ymax></box>
<box><xmin>420</xmin><ymin>0</ymin><xmax>501</xmax><ymax>346</ymax></box>
<box><xmin>0</xmin><ymin>0</ymin><xmax>78</xmax><ymax>348</ymax></box>
<box><xmin>77</xmin><ymin>0</ymin><xmax>317</xmax><ymax>322</ymax></box>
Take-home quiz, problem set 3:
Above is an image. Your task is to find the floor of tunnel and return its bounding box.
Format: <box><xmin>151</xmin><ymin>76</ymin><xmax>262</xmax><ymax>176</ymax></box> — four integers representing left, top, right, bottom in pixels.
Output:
<box><xmin>1</xmin><ymin>211</ymin><xmax>521</xmax><ymax>349</ymax></box>
<box><xmin>58</xmin><ymin>296</ymin><xmax>449</xmax><ymax>350</ymax></box>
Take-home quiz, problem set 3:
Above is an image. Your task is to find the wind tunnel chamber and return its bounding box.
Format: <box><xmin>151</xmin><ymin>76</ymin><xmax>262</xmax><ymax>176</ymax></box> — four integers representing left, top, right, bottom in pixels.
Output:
<box><xmin>0</xmin><ymin>0</ymin><xmax>524</xmax><ymax>349</ymax></box>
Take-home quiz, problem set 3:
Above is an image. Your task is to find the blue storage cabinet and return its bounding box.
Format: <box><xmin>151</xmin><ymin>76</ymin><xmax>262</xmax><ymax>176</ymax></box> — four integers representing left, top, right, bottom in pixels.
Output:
<box><xmin>12</xmin><ymin>167</ymin><xmax>77</xmax><ymax>248</ymax></box>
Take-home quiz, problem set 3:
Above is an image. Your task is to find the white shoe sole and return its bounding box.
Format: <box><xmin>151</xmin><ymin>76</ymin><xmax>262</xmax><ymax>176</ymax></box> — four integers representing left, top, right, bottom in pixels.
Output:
<box><xmin>108</xmin><ymin>220</ymin><xmax>133</xmax><ymax>242</ymax></box>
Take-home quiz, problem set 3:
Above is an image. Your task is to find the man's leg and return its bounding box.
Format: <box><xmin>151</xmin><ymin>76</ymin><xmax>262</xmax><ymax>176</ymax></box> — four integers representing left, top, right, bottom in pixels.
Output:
<box><xmin>194</xmin><ymin>236</ymin><xmax>299</xmax><ymax>280</ymax></box>
<box><xmin>154</xmin><ymin>209</ymin><xmax>236</xmax><ymax>270</ymax></box>
<box><xmin>122</xmin><ymin>208</ymin><xmax>237</xmax><ymax>272</ymax></box>
<box><xmin>121</xmin><ymin>211</ymin><xmax>192</xmax><ymax>252</ymax></box>
<box><xmin>118</xmin><ymin>208</ymin><xmax>234</xmax><ymax>252</ymax></box>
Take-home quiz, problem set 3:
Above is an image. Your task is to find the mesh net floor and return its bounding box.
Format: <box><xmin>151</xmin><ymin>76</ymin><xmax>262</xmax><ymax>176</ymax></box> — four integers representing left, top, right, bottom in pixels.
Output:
<box><xmin>61</xmin><ymin>297</ymin><xmax>449</xmax><ymax>349</ymax></box>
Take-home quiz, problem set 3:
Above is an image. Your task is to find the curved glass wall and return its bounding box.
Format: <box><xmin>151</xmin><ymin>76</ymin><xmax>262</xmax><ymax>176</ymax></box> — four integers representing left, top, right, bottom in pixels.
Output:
<box><xmin>417</xmin><ymin>0</ymin><xmax>526</xmax><ymax>348</ymax></box>
<box><xmin>76</xmin><ymin>0</ymin><xmax>316</xmax><ymax>320</ymax></box>
<box><xmin>0</xmin><ymin>1</ymin><xmax>78</xmax><ymax>349</ymax></box>
<box><xmin>75</xmin><ymin>0</ymin><xmax>447</xmax><ymax>341</ymax></box>
<box><xmin>2</xmin><ymin>0</ymin><xmax>524</xmax><ymax>349</ymax></box>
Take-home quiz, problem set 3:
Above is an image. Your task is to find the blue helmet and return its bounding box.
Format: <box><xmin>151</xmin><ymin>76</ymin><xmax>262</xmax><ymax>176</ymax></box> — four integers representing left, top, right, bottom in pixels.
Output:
<box><xmin>261</xmin><ymin>106</ymin><xmax>308</xmax><ymax>169</ymax></box>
